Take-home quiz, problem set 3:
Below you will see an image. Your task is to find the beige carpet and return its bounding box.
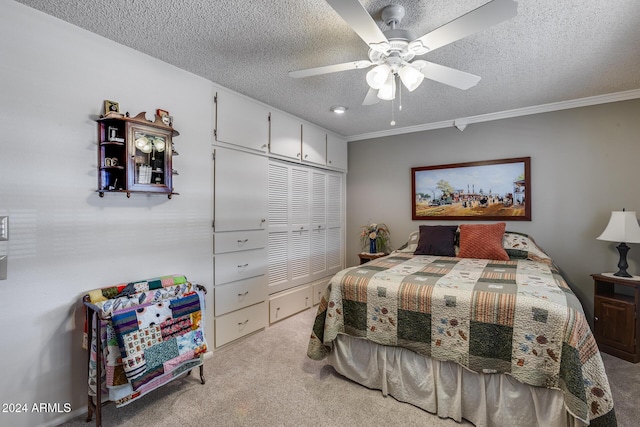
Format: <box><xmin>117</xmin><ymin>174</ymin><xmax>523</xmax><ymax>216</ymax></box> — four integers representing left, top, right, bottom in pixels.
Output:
<box><xmin>59</xmin><ymin>307</ymin><xmax>639</xmax><ymax>427</ymax></box>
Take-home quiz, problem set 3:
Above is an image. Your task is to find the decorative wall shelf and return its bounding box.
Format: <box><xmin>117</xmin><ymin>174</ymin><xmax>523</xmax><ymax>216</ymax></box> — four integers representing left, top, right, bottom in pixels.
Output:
<box><xmin>97</xmin><ymin>112</ymin><xmax>179</xmax><ymax>198</ymax></box>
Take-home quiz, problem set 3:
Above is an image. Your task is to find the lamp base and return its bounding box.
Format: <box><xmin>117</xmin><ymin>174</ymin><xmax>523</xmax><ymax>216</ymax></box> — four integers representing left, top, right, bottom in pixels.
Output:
<box><xmin>613</xmin><ymin>242</ymin><xmax>632</xmax><ymax>278</ymax></box>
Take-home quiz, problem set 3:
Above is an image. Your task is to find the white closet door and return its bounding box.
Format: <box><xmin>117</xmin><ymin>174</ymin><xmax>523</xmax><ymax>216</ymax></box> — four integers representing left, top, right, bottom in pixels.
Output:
<box><xmin>289</xmin><ymin>166</ymin><xmax>310</xmax><ymax>284</ymax></box>
<box><xmin>311</xmin><ymin>171</ymin><xmax>327</xmax><ymax>278</ymax></box>
<box><xmin>267</xmin><ymin>160</ymin><xmax>343</xmax><ymax>293</ymax></box>
<box><xmin>267</xmin><ymin>162</ymin><xmax>290</xmax><ymax>291</ymax></box>
<box><xmin>327</xmin><ymin>172</ymin><xmax>343</xmax><ymax>274</ymax></box>
<box><xmin>214</xmin><ymin>147</ymin><xmax>268</xmax><ymax>232</ymax></box>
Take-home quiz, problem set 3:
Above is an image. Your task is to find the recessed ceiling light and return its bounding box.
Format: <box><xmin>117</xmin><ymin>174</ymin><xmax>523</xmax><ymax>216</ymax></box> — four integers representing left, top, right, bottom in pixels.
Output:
<box><xmin>330</xmin><ymin>105</ymin><xmax>347</xmax><ymax>114</ymax></box>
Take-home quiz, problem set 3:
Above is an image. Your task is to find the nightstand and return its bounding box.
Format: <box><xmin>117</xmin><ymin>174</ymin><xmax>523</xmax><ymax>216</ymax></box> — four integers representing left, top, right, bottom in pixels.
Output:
<box><xmin>591</xmin><ymin>273</ymin><xmax>640</xmax><ymax>363</ymax></box>
<box><xmin>358</xmin><ymin>252</ymin><xmax>388</xmax><ymax>264</ymax></box>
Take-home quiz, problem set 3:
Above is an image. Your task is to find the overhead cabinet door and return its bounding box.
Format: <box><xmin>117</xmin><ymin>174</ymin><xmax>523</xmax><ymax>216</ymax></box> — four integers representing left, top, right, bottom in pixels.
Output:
<box><xmin>215</xmin><ymin>90</ymin><xmax>269</xmax><ymax>152</ymax></box>
<box><xmin>301</xmin><ymin>124</ymin><xmax>326</xmax><ymax>166</ymax></box>
<box><xmin>326</xmin><ymin>133</ymin><xmax>348</xmax><ymax>171</ymax></box>
<box><xmin>269</xmin><ymin>111</ymin><xmax>302</xmax><ymax>160</ymax></box>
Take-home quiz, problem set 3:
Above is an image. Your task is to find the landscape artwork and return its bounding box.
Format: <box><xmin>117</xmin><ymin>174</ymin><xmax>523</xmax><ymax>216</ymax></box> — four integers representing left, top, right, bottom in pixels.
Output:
<box><xmin>412</xmin><ymin>157</ymin><xmax>531</xmax><ymax>221</ymax></box>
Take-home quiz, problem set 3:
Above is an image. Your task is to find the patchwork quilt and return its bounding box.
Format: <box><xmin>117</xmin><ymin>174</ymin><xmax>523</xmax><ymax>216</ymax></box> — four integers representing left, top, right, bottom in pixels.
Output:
<box><xmin>85</xmin><ymin>275</ymin><xmax>208</xmax><ymax>407</ymax></box>
<box><xmin>308</xmin><ymin>253</ymin><xmax>616</xmax><ymax>426</ymax></box>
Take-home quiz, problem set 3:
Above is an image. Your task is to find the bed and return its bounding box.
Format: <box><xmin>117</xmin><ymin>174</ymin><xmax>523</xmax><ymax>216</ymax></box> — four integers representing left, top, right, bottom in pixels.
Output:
<box><xmin>308</xmin><ymin>224</ymin><xmax>616</xmax><ymax>426</ymax></box>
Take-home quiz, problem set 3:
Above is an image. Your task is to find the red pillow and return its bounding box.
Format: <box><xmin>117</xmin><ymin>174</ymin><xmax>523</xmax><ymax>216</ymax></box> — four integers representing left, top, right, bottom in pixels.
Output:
<box><xmin>458</xmin><ymin>223</ymin><xmax>509</xmax><ymax>261</ymax></box>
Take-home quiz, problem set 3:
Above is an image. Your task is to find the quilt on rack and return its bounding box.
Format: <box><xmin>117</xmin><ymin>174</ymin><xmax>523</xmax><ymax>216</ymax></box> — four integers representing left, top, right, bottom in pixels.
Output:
<box><xmin>308</xmin><ymin>253</ymin><xmax>616</xmax><ymax>426</ymax></box>
<box><xmin>85</xmin><ymin>274</ymin><xmax>208</xmax><ymax>407</ymax></box>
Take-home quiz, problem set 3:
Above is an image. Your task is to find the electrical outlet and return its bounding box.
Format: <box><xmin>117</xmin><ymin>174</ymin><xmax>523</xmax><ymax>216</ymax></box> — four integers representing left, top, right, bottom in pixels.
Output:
<box><xmin>0</xmin><ymin>216</ymin><xmax>7</xmax><ymax>241</ymax></box>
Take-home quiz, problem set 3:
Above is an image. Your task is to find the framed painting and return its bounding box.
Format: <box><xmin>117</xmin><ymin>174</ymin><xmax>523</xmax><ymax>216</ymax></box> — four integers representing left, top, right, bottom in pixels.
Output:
<box><xmin>412</xmin><ymin>157</ymin><xmax>531</xmax><ymax>221</ymax></box>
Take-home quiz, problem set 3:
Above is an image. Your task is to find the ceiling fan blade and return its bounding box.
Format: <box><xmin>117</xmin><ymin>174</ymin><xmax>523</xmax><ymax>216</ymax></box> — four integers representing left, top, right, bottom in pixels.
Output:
<box><xmin>289</xmin><ymin>60</ymin><xmax>372</xmax><ymax>78</ymax></box>
<box><xmin>419</xmin><ymin>62</ymin><xmax>481</xmax><ymax>90</ymax></box>
<box><xmin>325</xmin><ymin>0</ymin><xmax>388</xmax><ymax>47</ymax></box>
<box><xmin>414</xmin><ymin>0</ymin><xmax>517</xmax><ymax>53</ymax></box>
<box><xmin>362</xmin><ymin>88</ymin><xmax>380</xmax><ymax>105</ymax></box>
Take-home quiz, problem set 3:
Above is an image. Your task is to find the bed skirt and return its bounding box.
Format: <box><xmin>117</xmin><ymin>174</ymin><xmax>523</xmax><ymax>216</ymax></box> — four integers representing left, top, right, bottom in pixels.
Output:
<box><xmin>327</xmin><ymin>334</ymin><xmax>586</xmax><ymax>427</ymax></box>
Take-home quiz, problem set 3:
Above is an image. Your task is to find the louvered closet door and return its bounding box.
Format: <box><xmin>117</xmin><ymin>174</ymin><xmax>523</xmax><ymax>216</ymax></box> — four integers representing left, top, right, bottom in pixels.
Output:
<box><xmin>268</xmin><ymin>160</ymin><xmax>343</xmax><ymax>294</ymax></box>
<box><xmin>310</xmin><ymin>170</ymin><xmax>327</xmax><ymax>279</ymax></box>
<box><xmin>290</xmin><ymin>166</ymin><xmax>311</xmax><ymax>284</ymax></box>
<box><xmin>327</xmin><ymin>172</ymin><xmax>343</xmax><ymax>275</ymax></box>
<box><xmin>267</xmin><ymin>163</ymin><xmax>289</xmax><ymax>292</ymax></box>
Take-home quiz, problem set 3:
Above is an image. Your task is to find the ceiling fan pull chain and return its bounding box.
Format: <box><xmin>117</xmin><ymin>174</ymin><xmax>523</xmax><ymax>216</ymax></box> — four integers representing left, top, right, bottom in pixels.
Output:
<box><xmin>390</xmin><ymin>98</ymin><xmax>396</xmax><ymax>126</ymax></box>
<box><xmin>398</xmin><ymin>75</ymin><xmax>403</xmax><ymax>111</ymax></box>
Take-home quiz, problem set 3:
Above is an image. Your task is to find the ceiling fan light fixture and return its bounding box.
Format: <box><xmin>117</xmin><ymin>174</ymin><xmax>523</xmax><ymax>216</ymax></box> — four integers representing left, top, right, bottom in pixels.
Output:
<box><xmin>366</xmin><ymin>64</ymin><xmax>391</xmax><ymax>90</ymax></box>
<box><xmin>398</xmin><ymin>65</ymin><xmax>424</xmax><ymax>92</ymax></box>
<box><xmin>377</xmin><ymin>74</ymin><xmax>396</xmax><ymax>101</ymax></box>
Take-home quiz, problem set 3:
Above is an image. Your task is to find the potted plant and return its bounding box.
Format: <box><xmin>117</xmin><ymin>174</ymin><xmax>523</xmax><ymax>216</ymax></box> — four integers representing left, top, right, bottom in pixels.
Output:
<box><xmin>360</xmin><ymin>223</ymin><xmax>390</xmax><ymax>254</ymax></box>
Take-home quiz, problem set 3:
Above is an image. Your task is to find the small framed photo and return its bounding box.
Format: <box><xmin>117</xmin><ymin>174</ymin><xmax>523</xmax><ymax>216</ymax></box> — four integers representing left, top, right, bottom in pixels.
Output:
<box><xmin>156</xmin><ymin>109</ymin><xmax>169</xmax><ymax>118</ymax></box>
<box><xmin>108</xmin><ymin>126</ymin><xmax>118</xmax><ymax>140</ymax></box>
<box><xmin>104</xmin><ymin>100</ymin><xmax>119</xmax><ymax>114</ymax></box>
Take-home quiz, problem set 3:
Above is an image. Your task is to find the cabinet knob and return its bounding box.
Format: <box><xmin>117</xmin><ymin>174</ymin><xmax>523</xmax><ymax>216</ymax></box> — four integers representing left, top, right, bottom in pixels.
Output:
<box><xmin>594</xmin><ymin>316</ymin><xmax>599</xmax><ymax>321</ymax></box>
<box><xmin>305</xmin><ymin>154</ymin><xmax>308</xmax><ymax>159</ymax></box>
<box><xmin>297</xmin><ymin>153</ymin><xmax>300</xmax><ymax>158</ymax></box>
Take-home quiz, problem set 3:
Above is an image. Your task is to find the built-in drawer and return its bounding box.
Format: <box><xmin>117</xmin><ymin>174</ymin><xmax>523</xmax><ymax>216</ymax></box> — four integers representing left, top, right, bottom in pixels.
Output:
<box><xmin>214</xmin><ymin>229</ymin><xmax>267</xmax><ymax>254</ymax></box>
<box><xmin>214</xmin><ymin>275</ymin><xmax>268</xmax><ymax>316</ymax></box>
<box><xmin>312</xmin><ymin>280</ymin><xmax>330</xmax><ymax>306</ymax></box>
<box><xmin>215</xmin><ymin>248</ymin><xmax>267</xmax><ymax>285</ymax></box>
<box><xmin>214</xmin><ymin>301</ymin><xmax>268</xmax><ymax>348</ymax></box>
<box><xmin>269</xmin><ymin>285</ymin><xmax>313</xmax><ymax>324</ymax></box>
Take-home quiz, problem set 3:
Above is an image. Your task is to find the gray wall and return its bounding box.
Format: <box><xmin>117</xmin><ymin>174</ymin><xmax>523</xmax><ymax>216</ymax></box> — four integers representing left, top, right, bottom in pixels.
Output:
<box><xmin>346</xmin><ymin>99</ymin><xmax>640</xmax><ymax>320</ymax></box>
<box><xmin>1</xmin><ymin>3</ymin><xmax>214</xmax><ymax>426</ymax></box>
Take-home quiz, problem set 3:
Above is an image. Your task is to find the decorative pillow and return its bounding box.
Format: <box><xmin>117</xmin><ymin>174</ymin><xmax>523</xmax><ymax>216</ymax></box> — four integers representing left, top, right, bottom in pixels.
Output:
<box><xmin>503</xmin><ymin>231</ymin><xmax>552</xmax><ymax>262</ymax></box>
<box><xmin>414</xmin><ymin>225</ymin><xmax>458</xmax><ymax>256</ymax></box>
<box><xmin>458</xmin><ymin>223</ymin><xmax>509</xmax><ymax>261</ymax></box>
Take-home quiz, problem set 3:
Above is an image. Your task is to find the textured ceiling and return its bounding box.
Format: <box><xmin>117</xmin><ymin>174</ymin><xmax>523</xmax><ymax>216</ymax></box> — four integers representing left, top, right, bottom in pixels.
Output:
<box><xmin>14</xmin><ymin>0</ymin><xmax>640</xmax><ymax>138</ymax></box>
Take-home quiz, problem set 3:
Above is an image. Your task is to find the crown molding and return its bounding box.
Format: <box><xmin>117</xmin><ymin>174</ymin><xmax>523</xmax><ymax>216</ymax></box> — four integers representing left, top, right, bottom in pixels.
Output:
<box><xmin>347</xmin><ymin>89</ymin><xmax>640</xmax><ymax>142</ymax></box>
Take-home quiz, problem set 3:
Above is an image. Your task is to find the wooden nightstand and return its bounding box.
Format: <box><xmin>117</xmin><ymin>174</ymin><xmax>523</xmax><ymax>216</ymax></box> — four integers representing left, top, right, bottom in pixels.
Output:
<box><xmin>358</xmin><ymin>252</ymin><xmax>388</xmax><ymax>264</ymax></box>
<box><xmin>592</xmin><ymin>273</ymin><xmax>640</xmax><ymax>363</ymax></box>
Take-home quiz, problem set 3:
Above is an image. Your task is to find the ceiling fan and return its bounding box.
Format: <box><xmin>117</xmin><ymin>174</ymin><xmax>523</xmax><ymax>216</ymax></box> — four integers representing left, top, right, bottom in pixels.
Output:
<box><xmin>289</xmin><ymin>0</ymin><xmax>518</xmax><ymax>105</ymax></box>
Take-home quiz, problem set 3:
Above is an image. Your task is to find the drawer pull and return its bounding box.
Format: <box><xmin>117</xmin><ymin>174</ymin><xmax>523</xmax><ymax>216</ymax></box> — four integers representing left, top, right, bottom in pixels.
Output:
<box><xmin>237</xmin><ymin>263</ymin><xmax>249</xmax><ymax>268</ymax></box>
<box><xmin>237</xmin><ymin>239</ymin><xmax>249</xmax><ymax>244</ymax></box>
<box><xmin>238</xmin><ymin>319</ymin><xmax>249</xmax><ymax>326</ymax></box>
<box><xmin>238</xmin><ymin>291</ymin><xmax>249</xmax><ymax>297</ymax></box>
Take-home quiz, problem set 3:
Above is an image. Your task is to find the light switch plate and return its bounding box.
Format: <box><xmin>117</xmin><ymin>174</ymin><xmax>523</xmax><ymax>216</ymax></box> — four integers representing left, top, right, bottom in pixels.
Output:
<box><xmin>0</xmin><ymin>216</ymin><xmax>7</xmax><ymax>241</ymax></box>
<box><xmin>0</xmin><ymin>256</ymin><xmax>6</xmax><ymax>280</ymax></box>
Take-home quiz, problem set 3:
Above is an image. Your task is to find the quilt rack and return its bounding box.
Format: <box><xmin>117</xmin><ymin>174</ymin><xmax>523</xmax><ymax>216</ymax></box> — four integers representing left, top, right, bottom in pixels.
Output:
<box><xmin>83</xmin><ymin>277</ymin><xmax>208</xmax><ymax>427</ymax></box>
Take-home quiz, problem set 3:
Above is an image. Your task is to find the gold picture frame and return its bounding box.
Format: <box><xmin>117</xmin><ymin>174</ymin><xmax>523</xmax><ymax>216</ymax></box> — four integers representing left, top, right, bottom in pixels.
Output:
<box><xmin>104</xmin><ymin>100</ymin><xmax>120</xmax><ymax>115</ymax></box>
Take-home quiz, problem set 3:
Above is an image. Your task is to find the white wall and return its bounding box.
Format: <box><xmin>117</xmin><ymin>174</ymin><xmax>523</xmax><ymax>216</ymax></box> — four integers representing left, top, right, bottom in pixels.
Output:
<box><xmin>0</xmin><ymin>2</ymin><xmax>214</xmax><ymax>426</ymax></box>
<box><xmin>347</xmin><ymin>99</ymin><xmax>640</xmax><ymax>322</ymax></box>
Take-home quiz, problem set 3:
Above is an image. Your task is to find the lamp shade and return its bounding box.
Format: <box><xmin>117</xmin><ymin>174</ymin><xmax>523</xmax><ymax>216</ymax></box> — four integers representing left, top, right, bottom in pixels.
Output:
<box><xmin>398</xmin><ymin>65</ymin><xmax>424</xmax><ymax>92</ymax></box>
<box><xmin>376</xmin><ymin>74</ymin><xmax>396</xmax><ymax>101</ymax></box>
<box><xmin>366</xmin><ymin>64</ymin><xmax>391</xmax><ymax>90</ymax></box>
<box><xmin>597</xmin><ymin>211</ymin><xmax>640</xmax><ymax>243</ymax></box>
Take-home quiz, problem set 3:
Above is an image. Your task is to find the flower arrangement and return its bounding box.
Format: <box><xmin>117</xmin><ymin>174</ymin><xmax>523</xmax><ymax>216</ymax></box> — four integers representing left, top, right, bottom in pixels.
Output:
<box><xmin>360</xmin><ymin>223</ymin><xmax>390</xmax><ymax>253</ymax></box>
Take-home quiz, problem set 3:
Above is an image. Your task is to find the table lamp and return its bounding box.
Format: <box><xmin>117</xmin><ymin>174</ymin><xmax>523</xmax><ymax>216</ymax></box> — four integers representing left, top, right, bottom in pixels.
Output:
<box><xmin>597</xmin><ymin>209</ymin><xmax>640</xmax><ymax>277</ymax></box>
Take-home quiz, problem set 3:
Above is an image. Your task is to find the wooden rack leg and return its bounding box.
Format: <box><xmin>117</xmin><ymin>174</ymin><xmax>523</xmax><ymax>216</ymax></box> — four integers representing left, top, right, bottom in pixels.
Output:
<box><xmin>199</xmin><ymin>365</ymin><xmax>206</xmax><ymax>384</ymax></box>
<box><xmin>95</xmin><ymin>314</ymin><xmax>102</xmax><ymax>427</ymax></box>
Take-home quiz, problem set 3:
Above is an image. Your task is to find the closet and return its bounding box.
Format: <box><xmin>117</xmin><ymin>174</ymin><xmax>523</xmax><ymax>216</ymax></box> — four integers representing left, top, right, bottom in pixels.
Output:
<box><xmin>213</xmin><ymin>88</ymin><xmax>346</xmax><ymax>346</ymax></box>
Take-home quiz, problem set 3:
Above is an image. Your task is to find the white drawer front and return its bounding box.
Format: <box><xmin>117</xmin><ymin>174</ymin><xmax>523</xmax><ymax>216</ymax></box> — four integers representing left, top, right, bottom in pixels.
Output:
<box><xmin>215</xmin><ymin>230</ymin><xmax>267</xmax><ymax>254</ymax></box>
<box><xmin>215</xmin><ymin>276</ymin><xmax>268</xmax><ymax>316</ymax></box>
<box><xmin>215</xmin><ymin>248</ymin><xmax>267</xmax><ymax>285</ymax></box>
<box><xmin>215</xmin><ymin>302</ymin><xmax>267</xmax><ymax>347</ymax></box>
<box><xmin>269</xmin><ymin>285</ymin><xmax>313</xmax><ymax>324</ymax></box>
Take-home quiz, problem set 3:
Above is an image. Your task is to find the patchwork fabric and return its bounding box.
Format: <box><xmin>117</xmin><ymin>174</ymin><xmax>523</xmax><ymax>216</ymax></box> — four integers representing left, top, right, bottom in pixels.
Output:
<box><xmin>85</xmin><ymin>275</ymin><xmax>207</xmax><ymax>407</ymax></box>
<box><xmin>308</xmin><ymin>253</ymin><xmax>615</xmax><ymax>426</ymax></box>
